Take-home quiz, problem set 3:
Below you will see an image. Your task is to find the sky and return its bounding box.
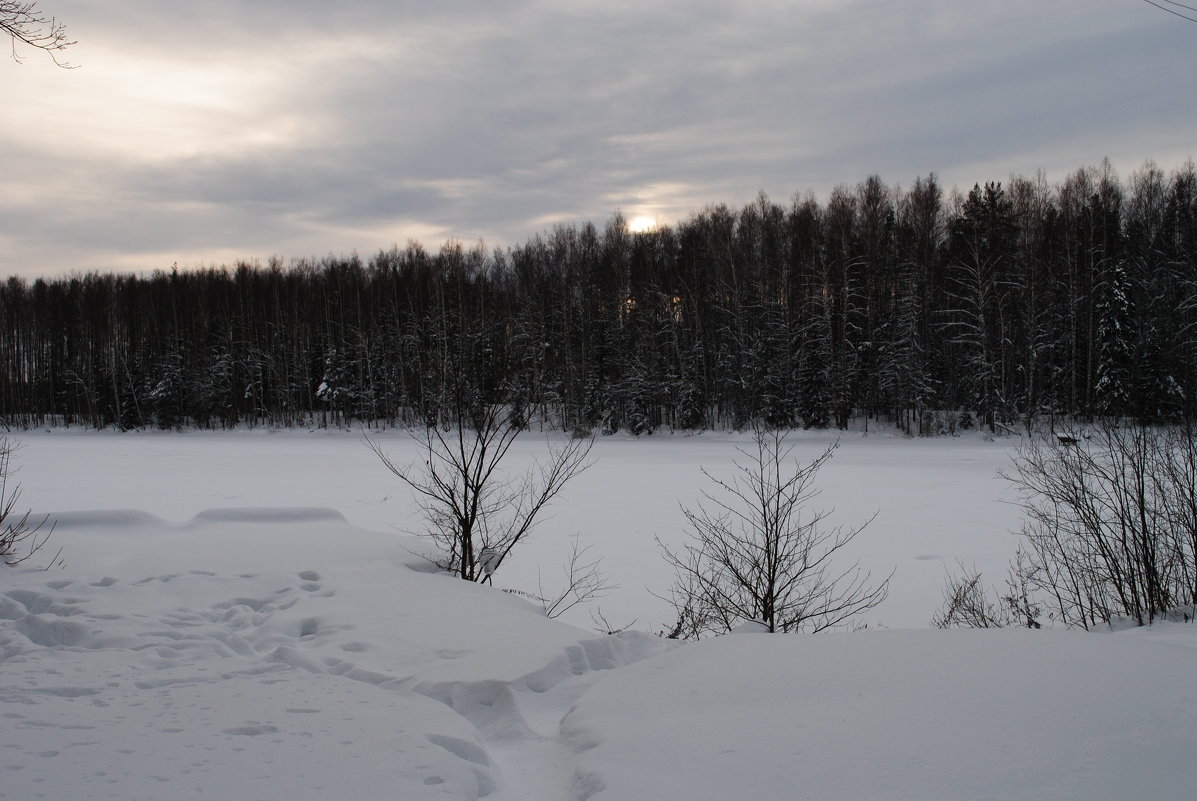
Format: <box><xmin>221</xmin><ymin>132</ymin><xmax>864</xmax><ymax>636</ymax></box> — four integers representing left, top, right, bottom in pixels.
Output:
<box><xmin>2</xmin><ymin>0</ymin><xmax>1194</xmax><ymax>280</ymax></box>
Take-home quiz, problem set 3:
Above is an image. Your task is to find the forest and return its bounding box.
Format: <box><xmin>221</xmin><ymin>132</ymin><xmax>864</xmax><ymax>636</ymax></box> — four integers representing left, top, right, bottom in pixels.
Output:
<box><xmin>2</xmin><ymin>160</ymin><xmax>1195</xmax><ymax>434</ymax></box>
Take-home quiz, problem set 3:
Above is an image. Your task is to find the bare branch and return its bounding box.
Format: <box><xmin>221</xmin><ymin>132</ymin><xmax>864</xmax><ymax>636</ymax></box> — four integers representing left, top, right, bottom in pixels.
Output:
<box><xmin>538</xmin><ymin>538</ymin><xmax>614</xmax><ymax>619</ymax></box>
<box><xmin>591</xmin><ymin>608</ymin><xmax>636</xmax><ymax>635</ymax></box>
<box><xmin>1141</xmin><ymin>0</ymin><xmax>1197</xmax><ymax>24</ymax></box>
<box><xmin>1</xmin><ymin>438</ymin><xmax>58</xmax><ymax>568</ymax></box>
<box><xmin>1</xmin><ymin>2</ymin><xmax>76</xmax><ymax>66</ymax></box>
<box><xmin>932</xmin><ymin>562</ymin><xmax>1010</xmax><ymax>629</ymax></box>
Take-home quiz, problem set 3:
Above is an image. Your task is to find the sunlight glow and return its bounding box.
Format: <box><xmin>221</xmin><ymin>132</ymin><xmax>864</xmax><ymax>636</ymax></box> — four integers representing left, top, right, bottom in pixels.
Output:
<box><xmin>628</xmin><ymin>215</ymin><xmax>658</xmax><ymax>233</ymax></box>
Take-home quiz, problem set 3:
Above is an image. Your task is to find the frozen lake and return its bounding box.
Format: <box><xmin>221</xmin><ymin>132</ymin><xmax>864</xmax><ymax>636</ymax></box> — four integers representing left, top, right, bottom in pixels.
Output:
<box><xmin>13</xmin><ymin>426</ymin><xmax>1022</xmax><ymax>631</ymax></box>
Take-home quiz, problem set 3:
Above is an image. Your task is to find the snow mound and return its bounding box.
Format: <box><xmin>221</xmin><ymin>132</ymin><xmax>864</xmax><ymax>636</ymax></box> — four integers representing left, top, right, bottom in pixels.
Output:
<box><xmin>45</xmin><ymin>508</ymin><xmax>169</xmax><ymax>530</ymax></box>
<box><xmin>190</xmin><ymin>506</ymin><xmax>349</xmax><ymax>524</ymax></box>
<box><xmin>563</xmin><ymin>628</ymin><xmax>1197</xmax><ymax>801</ymax></box>
<box><xmin>0</xmin><ymin>509</ymin><xmax>669</xmax><ymax>800</ymax></box>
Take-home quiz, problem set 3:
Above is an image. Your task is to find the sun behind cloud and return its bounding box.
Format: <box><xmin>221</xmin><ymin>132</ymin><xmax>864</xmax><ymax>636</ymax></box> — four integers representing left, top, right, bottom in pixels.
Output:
<box><xmin>628</xmin><ymin>215</ymin><xmax>658</xmax><ymax>233</ymax></box>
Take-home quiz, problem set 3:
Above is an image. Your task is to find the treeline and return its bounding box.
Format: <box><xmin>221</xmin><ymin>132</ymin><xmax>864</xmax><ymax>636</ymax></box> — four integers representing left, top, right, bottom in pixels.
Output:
<box><xmin>2</xmin><ymin>161</ymin><xmax>1196</xmax><ymax>434</ymax></box>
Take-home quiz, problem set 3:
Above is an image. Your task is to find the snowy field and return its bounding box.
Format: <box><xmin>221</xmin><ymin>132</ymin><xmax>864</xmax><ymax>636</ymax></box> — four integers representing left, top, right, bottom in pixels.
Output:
<box><xmin>10</xmin><ymin>427</ymin><xmax>1028</xmax><ymax>632</ymax></box>
<box><xmin>3</xmin><ymin>428</ymin><xmax>1196</xmax><ymax>800</ymax></box>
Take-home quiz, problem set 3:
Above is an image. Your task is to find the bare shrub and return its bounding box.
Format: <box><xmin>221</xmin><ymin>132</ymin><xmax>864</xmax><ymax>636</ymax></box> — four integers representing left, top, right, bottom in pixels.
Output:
<box><xmin>932</xmin><ymin>549</ymin><xmax>1041</xmax><ymax>629</ymax></box>
<box><xmin>1005</xmin><ymin>421</ymin><xmax>1197</xmax><ymax>628</ymax></box>
<box><xmin>659</xmin><ymin>427</ymin><xmax>890</xmax><ymax>636</ymax></box>
<box><xmin>367</xmin><ymin>405</ymin><xmax>593</xmax><ymax>582</ymax></box>
<box><xmin>932</xmin><ymin>562</ymin><xmax>1009</xmax><ymax>629</ymax></box>
<box><xmin>1</xmin><ymin>438</ymin><xmax>57</xmax><ymax>568</ymax></box>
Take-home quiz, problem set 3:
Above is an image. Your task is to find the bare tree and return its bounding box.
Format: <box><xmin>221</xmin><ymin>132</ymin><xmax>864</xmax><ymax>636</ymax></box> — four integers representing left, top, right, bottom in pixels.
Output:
<box><xmin>1006</xmin><ymin>422</ymin><xmax>1197</xmax><ymax>628</ymax></box>
<box><xmin>659</xmin><ymin>428</ymin><xmax>890</xmax><ymax>636</ymax></box>
<box><xmin>1</xmin><ymin>2</ymin><xmax>75</xmax><ymax>66</ymax></box>
<box><xmin>367</xmin><ymin>405</ymin><xmax>594</xmax><ymax>582</ymax></box>
<box><xmin>1</xmin><ymin>438</ymin><xmax>57</xmax><ymax>568</ymax></box>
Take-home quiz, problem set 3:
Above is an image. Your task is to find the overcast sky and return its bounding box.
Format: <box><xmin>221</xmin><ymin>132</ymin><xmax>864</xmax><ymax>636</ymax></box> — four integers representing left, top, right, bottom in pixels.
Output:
<box><xmin>2</xmin><ymin>0</ymin><xmax>1194</xmax><ymax>279</ymax></box>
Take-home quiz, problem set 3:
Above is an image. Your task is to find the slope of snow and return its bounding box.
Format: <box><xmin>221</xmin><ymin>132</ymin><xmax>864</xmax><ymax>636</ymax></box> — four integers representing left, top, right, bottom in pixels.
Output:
<box><xmin>2</xmin><ymin>429</ymin><xmax>1194</xmax><ymax>800</ymax></box>
<box><xmin>564</xmin><ymin>627</ymin><xmax>1197</xmax><ymax>801</ymax></box>
<box><xmin>2</xmin><ymin>509</ymin><xmax>669</xmax><ymax>800</ymax></box>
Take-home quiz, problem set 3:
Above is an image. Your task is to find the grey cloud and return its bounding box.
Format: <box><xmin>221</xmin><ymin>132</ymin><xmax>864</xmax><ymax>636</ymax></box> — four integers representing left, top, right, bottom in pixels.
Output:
<box><xmin>2</xmin><ymin>1</ymin><xmax>1194</xmax><ymax>278</ymax></box>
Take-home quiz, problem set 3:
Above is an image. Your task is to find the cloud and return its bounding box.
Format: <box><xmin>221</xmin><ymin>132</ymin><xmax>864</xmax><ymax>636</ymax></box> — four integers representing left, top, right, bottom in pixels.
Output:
<box><xmin>1</xmin><ymin>0</ymin><xmax>1193</xmax><ymax>278</ymax></box>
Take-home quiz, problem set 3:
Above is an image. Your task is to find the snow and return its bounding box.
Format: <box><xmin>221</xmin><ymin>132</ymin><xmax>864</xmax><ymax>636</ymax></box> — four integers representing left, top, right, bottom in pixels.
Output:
<box><xmin>9</xmin><ymin>427</ymin><xmax>1026</xmax><ymax>632</ymax></box>
<box><xmin>565</xmin><ymin>627</ymin><xmax>1197</xmax><ymax>801</ymax></box>
<box><xmin>2</xmin><ymin>428</ymin><xmax>1195</xmax><ymax>800</ymax></box>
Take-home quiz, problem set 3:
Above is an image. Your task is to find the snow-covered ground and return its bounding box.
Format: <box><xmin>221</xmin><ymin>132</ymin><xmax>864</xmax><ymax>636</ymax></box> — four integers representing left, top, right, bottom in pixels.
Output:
<box><xmin>2</xmin><ymin>428</ymin><xmax>1195</xmax><ymax>800</ymax></box>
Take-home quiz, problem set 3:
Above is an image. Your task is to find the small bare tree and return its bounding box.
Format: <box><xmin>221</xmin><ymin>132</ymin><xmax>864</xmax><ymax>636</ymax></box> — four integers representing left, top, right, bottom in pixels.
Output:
<box><xmin>1</xmin><ymin>438</ymin><xmax>56</xmax><ymax>568</ymax></box>
<box><xmin>2</xmin><ymin>2</ymin><xmax>75</xmax><ymax>66</ymax></box>
<box><xmin>368</xmin><ymin>405</ymin><xmax>594</xmax><ymax>582</ymax></box>
<box><xmin>659</xmin><ymin>428</ymin><xmax>890</xmax><ymax>636</ymax></box>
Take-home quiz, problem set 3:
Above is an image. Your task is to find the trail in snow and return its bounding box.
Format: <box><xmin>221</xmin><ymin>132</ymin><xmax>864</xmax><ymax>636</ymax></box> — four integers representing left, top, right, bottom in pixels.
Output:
<box><xmin>410</xmin><ymin>632</ymin><xmax>672</xmax><ymax>801</ymax></box>
<box><xmin>1</xmin><ymin>567</ymin><xmax>483</xmax><ymax>799</ymax></box>
<box><xmin>0</xmin><ymin>507</ymin><xmax>672</xmax><ymax>800</ymax></box>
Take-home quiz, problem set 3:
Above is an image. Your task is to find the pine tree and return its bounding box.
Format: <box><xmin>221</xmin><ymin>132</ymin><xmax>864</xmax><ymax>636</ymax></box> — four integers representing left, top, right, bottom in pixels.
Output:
<box><xmin>1094</xmin><ymin>262</ymin><xmax>1135</xmax><ymax>417</ymax></box>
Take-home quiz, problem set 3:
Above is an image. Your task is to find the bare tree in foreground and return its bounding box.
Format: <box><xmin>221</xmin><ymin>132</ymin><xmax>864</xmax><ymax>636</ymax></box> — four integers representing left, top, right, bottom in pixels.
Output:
<box><xmin>660</xmin><ymin>428</ymin><xmax>890</xmax><ymax>636</ymax></box>
<box><xmin>1</xmin><ymin>438</ymin><xmax>57</xmax><ymax>568</ymax></box>
<box><xmin>367</xmin><ymin>405</ymin><xmax>594</xmax><ymax>583</ymax></box>
<box><xmin>1005</xmin><ymin>422</ymin><xmax>1197</xmax><ymax>628</ymax></box>
<box><xmin>2</xmin><ymin>2</ymin><xmax>74</xmax><ymax>65</ymax></box>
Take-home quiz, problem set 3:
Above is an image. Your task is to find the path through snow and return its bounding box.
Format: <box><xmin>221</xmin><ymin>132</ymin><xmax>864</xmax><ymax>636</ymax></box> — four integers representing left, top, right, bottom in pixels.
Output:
<box><xmin>1</xmin><ymin>508</ymin><xmax>671</xmax><ymax>800</ymax></box>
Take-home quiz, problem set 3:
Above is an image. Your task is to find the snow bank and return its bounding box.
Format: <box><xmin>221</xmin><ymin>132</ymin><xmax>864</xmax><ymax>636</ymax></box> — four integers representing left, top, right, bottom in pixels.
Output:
<box><xmin>189</xmin><ymin>507</ymin><xmax>348</xmax><ymax>524</ymax></box>
<box><xmin>564</xmin><ymin>627</ymin><xmax>1197</xmax><ymax>801</ymax></box>
<box><xmin>0</xmin><ymin>507</ymin><xmax>670</xmax><ymax>800</ymax></box>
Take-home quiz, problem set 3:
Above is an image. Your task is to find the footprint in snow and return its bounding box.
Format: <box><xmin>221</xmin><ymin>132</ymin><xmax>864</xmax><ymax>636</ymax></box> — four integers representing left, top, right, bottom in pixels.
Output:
<box><xmin>298</xmin><ymin>570</ymin><xmax>333</xmax><ymax>596</ymax></box>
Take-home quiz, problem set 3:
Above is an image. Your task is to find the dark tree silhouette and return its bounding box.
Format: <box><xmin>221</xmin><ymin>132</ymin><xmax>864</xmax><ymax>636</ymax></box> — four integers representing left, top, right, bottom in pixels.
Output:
<box><xmin>1</xmin><ymin>161</ymin><xmax>1195</xmax><ymax>434</ymax></box>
